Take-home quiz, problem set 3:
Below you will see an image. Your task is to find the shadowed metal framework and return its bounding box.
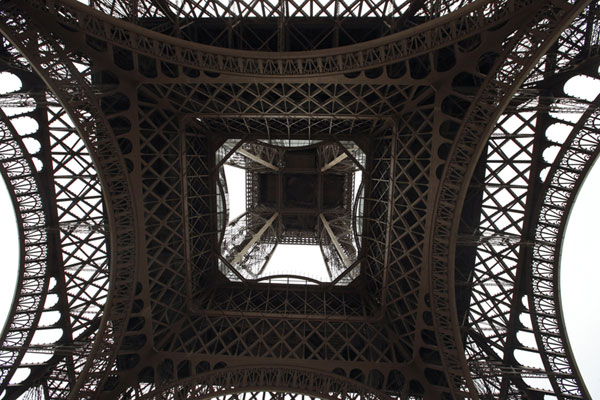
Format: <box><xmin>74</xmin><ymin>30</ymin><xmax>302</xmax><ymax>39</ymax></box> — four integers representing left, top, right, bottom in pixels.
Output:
<box><xmin>0</xmin><ymin>0</ymin><xmax>598</xmax><ymax>398</ymax></box>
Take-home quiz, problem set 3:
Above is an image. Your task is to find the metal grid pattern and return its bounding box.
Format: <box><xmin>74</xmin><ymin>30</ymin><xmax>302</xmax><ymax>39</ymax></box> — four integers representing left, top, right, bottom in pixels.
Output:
<box><xmin>529</xmin><ymin>103</ymin><xmax>600</xmax><ymax>397</ymax></box>
<box><xmin>429</xmin><ymin>0</ymin><xmax>593</xmax><ymax>397</ymax></box>
<box><xmin>461</xmin><ymin>111</ymin><xmax>536</xmax><ymax>397</ymax></box>
<box><xmin>0</xmin><ymin>4</ymin><xmax>138</xmax><ymax>397</ymax></box>
<box><xmin>0</xmin><ymin>105</ymin><xmax>49</xmax><ymax>396</ymax></box>
<box><xmin>20</xmin><ymin>0</ymin><xmax>540</xmax><ymax>76</ymax></box>
<box><xmin>87</xmin><ymin>0</ymin><xmax>470</xmax><ymax>52</ymax></box>
<box><xmin>0</xmin><ymin>0</ymin><xmax>596</xmax><ymax>398</ymax></box>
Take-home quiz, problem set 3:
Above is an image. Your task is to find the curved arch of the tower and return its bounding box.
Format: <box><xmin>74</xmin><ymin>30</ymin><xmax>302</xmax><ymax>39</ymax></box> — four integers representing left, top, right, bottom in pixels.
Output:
<box><xmin>0</xmin><ymin>0</ymin><xmax>597</xmax><ymax>398</ymax></box>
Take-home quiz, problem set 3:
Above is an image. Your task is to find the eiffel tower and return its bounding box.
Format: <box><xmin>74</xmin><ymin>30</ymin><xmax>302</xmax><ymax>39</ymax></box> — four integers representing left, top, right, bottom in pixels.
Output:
<box><xmin>0</xmin><ymin>0</ymin><xmax>597</xmax><ymax>398</ymax></box>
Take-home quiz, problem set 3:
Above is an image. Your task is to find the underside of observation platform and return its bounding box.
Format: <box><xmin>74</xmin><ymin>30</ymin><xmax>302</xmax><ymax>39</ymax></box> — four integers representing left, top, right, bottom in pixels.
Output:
<box><xmin>0</xmin><ymin>0</ymin><xmax>597</xmax><ymax>399</ymax></box>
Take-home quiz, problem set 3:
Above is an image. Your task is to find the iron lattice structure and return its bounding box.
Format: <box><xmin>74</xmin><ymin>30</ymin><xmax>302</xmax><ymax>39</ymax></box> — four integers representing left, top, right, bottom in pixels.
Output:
<box><xmin>0</xmin><ymin>0</ymin><xmax>598</xmax><ymax>398</ymax></box>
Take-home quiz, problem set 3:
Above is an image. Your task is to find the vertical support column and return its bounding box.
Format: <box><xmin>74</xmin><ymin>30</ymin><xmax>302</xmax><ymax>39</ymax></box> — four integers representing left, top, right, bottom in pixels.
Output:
<box><xmin>278</xmin><ymin>0</ymin><xmax>286</xmax><ymax>51</ymax></box>
<box><xmin>232</xmin><ymin>212</ymin><xmax>279</xmax><ymax>265</ymax></box>
<box><xmin>238</xmin><ymin>148</ymin><xmax>280</xmax><ymax>171</ymax></box>
<box><xmin>381</xmin><ymin>124</ymin><xmax>397</xmax><ymax>308</ymax></box>
<box><xmin>320</xmin><ymin>213</ymin><xmax>352</xmax><ymax>268</ymax></box>
<box><xmin>320</xmin><ymin>153</ymin><xmax>348</xmax><ymax>172</ymax></box>
<box><xmin>180</xmin><ymin>120</ymin><xmax>192</xmax><ymax>298</ymax></box>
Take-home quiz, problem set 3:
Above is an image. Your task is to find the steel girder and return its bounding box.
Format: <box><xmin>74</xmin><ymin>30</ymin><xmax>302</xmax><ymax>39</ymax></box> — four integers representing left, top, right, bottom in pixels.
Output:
<box><xmin>0</xmin><ymin>0</ymin><xmax>596</xmax><ymax>398</ymax></box>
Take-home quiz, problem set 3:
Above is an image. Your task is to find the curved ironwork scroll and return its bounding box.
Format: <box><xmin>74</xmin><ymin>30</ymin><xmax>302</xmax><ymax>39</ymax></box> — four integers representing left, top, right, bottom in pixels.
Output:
<box><xmin>0</xmin><ymin>106</ymin><xmax>49</xmax><ymax>395</ymax></box>
<box><xmin>138</xmin><ymin>366</ymin><xmax>393</xmax><ymax>400</ymax></box>
<box><xmin>429</xmin><ymin>0</ymin><xmax>593</xmax><ymax>397</ymax></box>
<box><xmin>22</xmin><ymin>0</ymin><xmax>539</xmax><ymax>77</ymax></box>
<box><xmin>0</xmin><ymin>3</ymin><xmax>138</xmax><ymax>398</ymax></box>
<box><xmin>528</xmin><ymin>96</ymin><xmax>600</xmax><ymax>399</ymax></box>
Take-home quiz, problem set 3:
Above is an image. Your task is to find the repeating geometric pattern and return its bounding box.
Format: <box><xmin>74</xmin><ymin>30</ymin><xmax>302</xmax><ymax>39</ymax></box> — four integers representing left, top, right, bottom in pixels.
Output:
<box><xmin>430</xmin><ymin>0</ymin><xmax>596</xmax><ymax>397</ymax></box>
<box><xmin>0</xmin><ymin>72</ymin><xmax>110</xmax><ymax>398</ymax></box>
<box><xmin>457</xmin><ymin>3</ymin><xmax>600</xmax><ymax>397</ymax></box>
<box><xmin>0</xmin><ymin>104</ymin><xmax>50</xmax><ymax>398</ymax></box>
<box><xmin>460</xmin><ymin>110</ymin><xmax>536</xmax><ymax>397</ymax></box>
<box><xmin>45</xmin><ymin>98</ymin><xmax>110</xmax><ymax>399</ymax></box>
<box><xmin>0</xmin><ymin>0</ymin><xmax>596</xmax><ymax>398</ymax></box>
<box><xmin>0</xmin><ymin>4</ymin><xmax>138</xmax><ymax>397</ymax></box>
<box><xmin>529</xmin><ymin>106</ymin><xmax>600</xmax><ymax>397</ymax></box>
<box><xmin>86</xmin><ymin>0</ymin><xmax>489</xmax><ymax>53</ymax></box>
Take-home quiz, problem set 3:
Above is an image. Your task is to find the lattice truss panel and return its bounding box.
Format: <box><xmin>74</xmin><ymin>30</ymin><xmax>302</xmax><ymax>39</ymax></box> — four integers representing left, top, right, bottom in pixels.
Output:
<box><xmin>86</xmin><ymin>0</ymin><xmax>473</xmax><ymax>51</ymax></box>
<box><xmin>0</xmin><ymin>0</ymin><xmax>597</xmax><ymax>398</ymax></box>
<box><xmin>68</xmin><ymin>7</ymin><xmax>546</xmax><ymax>400</ymax></box>
<box><xmin>200</xmin><ymin>394</ymin><xmax>322</xmax><ymax>400</ymax></box>
<box><xmin>219</xmin><ymin>212</ymin><xmax>278</xmax><ymax>280</ymax></box>
<box><xmin>0</xmin><ymin>95</ymin><xmax>50</xmax><ymax>397</ymax></box>
<box><xmin>45</xmin><ymin>97</ymin><xmax>110</xmax><ymax>399</ymax></box>
<box><xmin>138</xmin><ymin>92</ymin><xmax>189</xmax><ymax>343</ymax></box>
<box><xmin>106</xmin><ymin>56</ymin><xmax>428</xmax><ymax>396</ymax></box>
<box><xmin>130</xmin><ymin>367</ymin><xmax>396</xmax><ymax>399</ymax></box>
<box><xmin>0</xmin><ymin>2</ymin><xmax>138</xmax><ymax>397</ymax></box>
<box><xmin>365</xmin><ymin>112</ymin><xmax>433</xmax><ymax>359</ymax></box>
<box><xmin>146</xmin><ymin>82</ymin><xmax>409</xmax><ymax>118</ymax></box>
<box><xmin>530</xmin><ymin>106</ymin><xmax>600</xmax><ymax>399</ymax></box>
<box><xmin>219</xmin><ymin>142</ymin><xmax>283</xmax><ymax>180</ymax></box>
<box><xmin>460</xmin><ymin>110</ymin><xmax>536</xmax><ymax>397</ymax></box>
<box><xmin>185</xmin><ymin>127</ymin><xmax>215</xmax><ymax>290</ymax></box>
<box><xmin>0</xmin><ymin>67</ymin><xmax>109</xmax><ymax>398</ymax></box>
<box><xmin>139</xmin><ymin>80</ymin><xmax>409</xmax><ymax>138</ymax></box>
<box><xmin>457</xmin><ymin>2</ymin><xmax>600</xmax><ymax>398</ymax></box>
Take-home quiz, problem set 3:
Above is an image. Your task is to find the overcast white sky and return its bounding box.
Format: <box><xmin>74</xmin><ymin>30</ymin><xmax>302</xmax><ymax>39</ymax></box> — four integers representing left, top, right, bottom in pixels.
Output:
<box><xmin>560</xmin><ymin>156</ymin><xmax>600</xmax><ymax>399</ymax></box>
<box><xmin>0</xmin><ymin>74</ymin><xmax>598</xmax><ymax>398</ymax></box>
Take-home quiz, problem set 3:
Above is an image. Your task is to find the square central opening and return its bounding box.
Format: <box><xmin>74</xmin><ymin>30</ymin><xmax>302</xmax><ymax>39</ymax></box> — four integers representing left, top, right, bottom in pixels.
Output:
<box><xmin>215</xmin><ymin>140</ymin><xmax>365</xmax><ymax>285</ymax></box>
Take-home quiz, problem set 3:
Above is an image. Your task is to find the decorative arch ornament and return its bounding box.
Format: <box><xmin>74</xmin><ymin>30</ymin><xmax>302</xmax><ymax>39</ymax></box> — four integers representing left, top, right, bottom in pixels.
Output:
<box><xmin>0</xmin><ymin>3</ymin><xmax>138</xmax><ymax>397</ymax></box>
<box><xmin>138</xmin><ymin>366</ymin><xmax>394</xmax><ymax>400</ymax></box>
